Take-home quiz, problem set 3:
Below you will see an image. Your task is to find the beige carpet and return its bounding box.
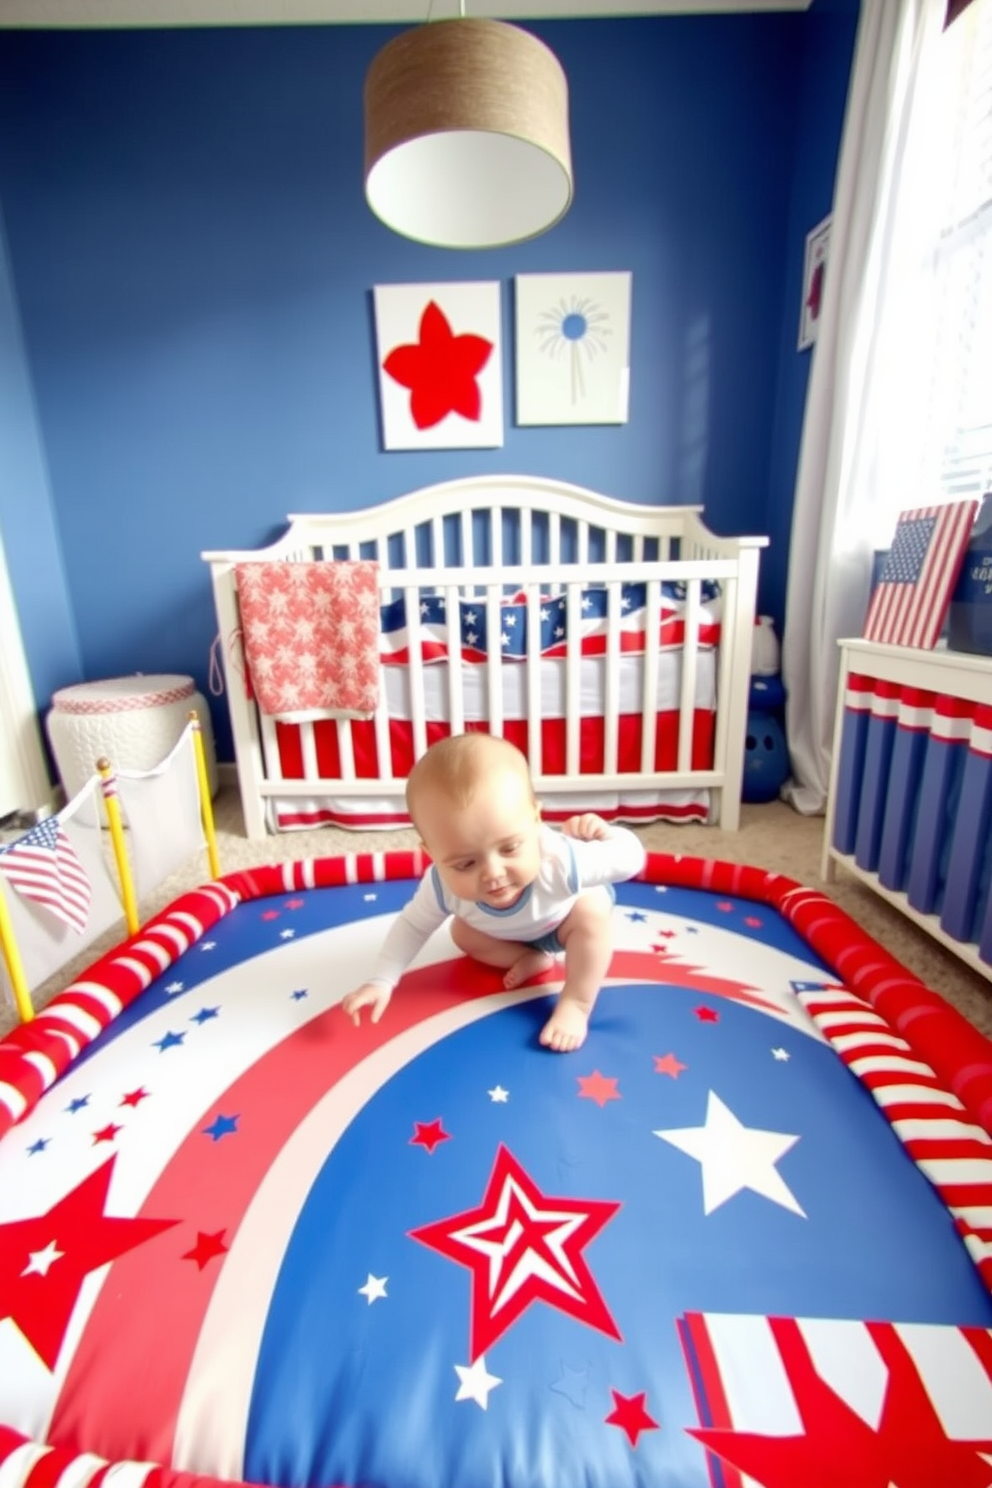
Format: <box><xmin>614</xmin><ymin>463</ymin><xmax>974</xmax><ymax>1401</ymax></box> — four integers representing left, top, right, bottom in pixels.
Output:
<box><xmin>4</xmin><ymin>787</ymin><xmax>991</xmax><ymax>1042</ymax></box>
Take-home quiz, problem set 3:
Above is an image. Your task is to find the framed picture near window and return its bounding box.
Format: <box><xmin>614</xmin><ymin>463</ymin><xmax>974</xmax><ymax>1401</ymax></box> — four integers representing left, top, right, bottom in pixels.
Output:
<box><xmin>798</xmin><ymin>216</ymin><xmax>831</xmax><ymax>351</ymax></box>
<box><xmin>515</xmin><ymin>271</ymin><xmax>632</xmax><ymax>426</ymax></box>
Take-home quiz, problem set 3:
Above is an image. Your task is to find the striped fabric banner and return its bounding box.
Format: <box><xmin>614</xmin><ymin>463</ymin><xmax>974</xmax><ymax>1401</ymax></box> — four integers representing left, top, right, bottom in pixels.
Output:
<box><xmin>797</xmin><ymin>984</ymin><xmax>992</xmax><ymax>1287</ymax></box>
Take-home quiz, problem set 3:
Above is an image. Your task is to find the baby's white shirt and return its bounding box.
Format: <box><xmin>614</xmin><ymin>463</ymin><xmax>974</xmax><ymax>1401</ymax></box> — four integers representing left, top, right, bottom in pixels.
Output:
<box><xmin>365</xmin><ymin>822</ymin><xmax>645</xmax><ymax>991</ymax></box>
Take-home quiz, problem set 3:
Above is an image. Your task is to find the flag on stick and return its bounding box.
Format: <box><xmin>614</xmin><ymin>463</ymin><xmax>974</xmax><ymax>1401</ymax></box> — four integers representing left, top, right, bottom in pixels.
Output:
<box><xmin>863</xmin><ymin>500</ymin><xmax>978</xmax><ymax>649</ymax></box>
<box><xmin>0</xmin><ymin>816</ymin><xmax>92</xmax><ymax>933</ymax></box>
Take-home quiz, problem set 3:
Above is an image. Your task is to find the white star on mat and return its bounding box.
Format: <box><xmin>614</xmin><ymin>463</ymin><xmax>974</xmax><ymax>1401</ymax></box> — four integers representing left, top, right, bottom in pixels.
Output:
<box><xmin>358</xmin><ymin>1273</ymin><xmax>388</xmax><ymax>1304</ymax></box>
<box><xmin>488</xmin><ymin>1086</ymin><xmax>509</xmax><ymax>1103</ymax></box>
<box><xmin>654</xmin><ymin>1091</ymin><xmax>804</xmax><ymax>1217</ymax></box>
<box><xmin>22</xmin><ymin>1240</ymin><xmax>64</xmax><ymax>1277</ymax></box>
<box><xmin>454</xmin><ymin>1355</ymin><xmax>502</xmax><ymax>1408</ymax></box>
<box><xmin>772</xmin><ymin>1047</ymin><xmax>791</xmax><ymax>1061</ymax></box>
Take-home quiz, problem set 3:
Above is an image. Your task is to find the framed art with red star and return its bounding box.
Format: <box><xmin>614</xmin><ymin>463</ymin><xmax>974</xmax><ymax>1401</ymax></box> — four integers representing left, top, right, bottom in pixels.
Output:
<box><xmin>1</xmin><ymin>849</ymin><xmax>992</xmax><ymax>1488</ymax></box>
<box><xmin>373</xmin><ymin>281</ymin><xmax>504</xmax><ymax>451</ymax></box>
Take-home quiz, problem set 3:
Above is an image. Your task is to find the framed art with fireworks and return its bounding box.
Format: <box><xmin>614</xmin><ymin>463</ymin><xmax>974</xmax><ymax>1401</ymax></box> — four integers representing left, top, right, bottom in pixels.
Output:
<box><xmin>514</xmin><ymin>271</ymin><xmax>632</xmax><ymax>426</ymax></box>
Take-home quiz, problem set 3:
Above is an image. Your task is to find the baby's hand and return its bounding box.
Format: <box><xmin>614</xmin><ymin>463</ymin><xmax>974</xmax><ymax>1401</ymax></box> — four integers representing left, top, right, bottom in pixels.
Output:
<box><xmin>341</xmin><ymin>982</ymin><xmax>393</xmax><ymax>1026</ymax></box>
<box><xmin>561</xmin><ymin>812</ymin><xmax>610</xmax><ymax>842</ymax></box>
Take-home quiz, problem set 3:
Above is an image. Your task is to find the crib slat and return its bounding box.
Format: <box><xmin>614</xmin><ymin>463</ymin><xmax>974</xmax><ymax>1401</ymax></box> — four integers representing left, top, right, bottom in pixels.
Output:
<box><xmin>491</xmin><ymin>508</ymin><xmax>503</xmax><ymax>569</ymax></box>
<box><xmin>257</xmin><ymin>714</ymin><xmax>285</xmax><ymax>827</ymax></box>
<box><xmin>430</xmin><ymin>515</ymin><xmax>444</xmax><ymax>569</ymax></box>
<box><xmin>565</xmin><ymin>580</ymin><xmax>583</xmax><ymax>778</ymax></box>
<box><xmin>405</xmin><ymin>582</ymin><xmax>429</xmax><ymax>762</ymax></box>
<box><xmin>641</xmin><ymin>580</ymin><xmax>663</xmax><ymax>773</ymax></box>
<box><xmin>549</xmin><ymin>511</ymin><xmax>561</xmax><ymax>568</ymax></box>
<box><xmin>372</xmin><ymin>692</ymin><xmax>395</xmax><ymax>786</ymax></box>
<box><xmin>526</xmin><ymin>577</ymin><xmax>543</xmax><ymax>775</ymax></box>
<box><xmin>485</xmin><ymin>583</ymin><xmax>505</xmax><ymax>737</ymax></box>
<box><xmin>521</xmin><ymin>507</ymin><xmax>533</xmax><ymax>568</ymax></box>
<box><xmin>334</xmin><ymin>717</ymin><xmax>357</xmax><ymax>783</ymax></box>
<box><xmin>603</xmin><ymin>580</ymin><xmax>622</xmax><ymax>776</ymax></box>
<box><xmin>444</xmin><ymin>583</ymin><xmax>466</xmax><ymax>738</ymax></box>
<box><xmin>677</xmin><ymin>580</ymin><xmax>701</xmax><ymax>772</ymax></box>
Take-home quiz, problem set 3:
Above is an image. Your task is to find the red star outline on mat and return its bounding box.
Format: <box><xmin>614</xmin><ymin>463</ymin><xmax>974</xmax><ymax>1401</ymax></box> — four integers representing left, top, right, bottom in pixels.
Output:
<box><xmin>182</xmin><ymin>1229</ymin><xmax>230</xmax><ymax>1270</ymax></box>
<box><xmin>382</xmin><ymin>300</ymin><xmax>493</xmax><ymax>430</ymax></box>
<box><xmin>654</xmin><ymin>1053</ymin><xmax>687</xmax><ymax>1078</ymax></box>
<box><xmin>410</xmin><ymin>1118</ymin><xmax>451</xmax><ymax>1153</ymax></box>
<box><xmin>577</xmin><ymin>1071</ymin><xmax>621</xmax><ymax>1107</ymax></box>
<box><xmin>689</xmin><ymin>1317</ymin><xmax>992</xmax><ymax>1488</ymax></box>
<box><xmin>606</xmin><ymin>1388</ymin><xmax>660</xmax><ymax>1447</ymax></box>
<box><xmin>0</xmin><ymin>1155</ymin><xmax>178</xmax><ymax>1369</ymax></box>
<box><xmin>410</xmin><ymin>1143</ymin><xmax>622</xmax><ymax>1361</ymax></box>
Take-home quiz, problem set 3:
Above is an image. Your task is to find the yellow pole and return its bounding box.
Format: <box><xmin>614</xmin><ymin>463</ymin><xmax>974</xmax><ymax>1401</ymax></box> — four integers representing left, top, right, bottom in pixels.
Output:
<box><xmin>0</xmin><ymin>878</ymin><xmax>34</xmax><ymax>1022</ymax></box>
<box><xmin>98</xmin><ymin>757</ymin><xmax>140</xmax><ymax>936</ymax></box>
<box><xmin>190</xmin><ymin>712</ymin><xmax>220</xmax><ymax>880</ymax></box>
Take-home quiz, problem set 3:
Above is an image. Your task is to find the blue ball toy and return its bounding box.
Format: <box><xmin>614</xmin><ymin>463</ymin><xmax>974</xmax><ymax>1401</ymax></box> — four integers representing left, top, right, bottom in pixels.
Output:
<box><xmin>742</xmin><ymin>708</ymin><xmax>789</xmax><ymax>803</ymax></box>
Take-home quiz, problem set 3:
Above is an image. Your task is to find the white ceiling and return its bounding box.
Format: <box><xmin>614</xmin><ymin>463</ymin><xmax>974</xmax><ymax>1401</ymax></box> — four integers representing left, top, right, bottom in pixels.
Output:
<box><xmin>0</xmin><ymin>0</ymin><xmax>812</xmax><ymax>25</ymax></box>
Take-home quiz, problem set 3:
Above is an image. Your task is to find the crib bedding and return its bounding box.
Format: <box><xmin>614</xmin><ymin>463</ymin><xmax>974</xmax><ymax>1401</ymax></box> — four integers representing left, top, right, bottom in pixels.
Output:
<box><xmin>268</xmin><ymin>648</ymin><xmax>717</xmax><ymax>829</ymax></box>
<box><xmin>2</xmin><ymin>851</ymin><xmax>992</xmax><ymax>1488</ymax></box>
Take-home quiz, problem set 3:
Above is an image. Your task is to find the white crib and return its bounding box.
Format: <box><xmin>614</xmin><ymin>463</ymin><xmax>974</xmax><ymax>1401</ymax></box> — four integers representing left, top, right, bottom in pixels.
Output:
<box><xmin>203</xmin><ymin>475</ymin><xmax>766</xmax><ymax>839</ymax></box>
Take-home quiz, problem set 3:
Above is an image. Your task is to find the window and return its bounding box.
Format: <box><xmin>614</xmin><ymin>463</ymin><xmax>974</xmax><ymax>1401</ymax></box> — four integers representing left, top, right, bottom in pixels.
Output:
<box><xmin>868</xmin><ymin>0</ymin><xmax>992</xmax><ymax>544</ymax></box>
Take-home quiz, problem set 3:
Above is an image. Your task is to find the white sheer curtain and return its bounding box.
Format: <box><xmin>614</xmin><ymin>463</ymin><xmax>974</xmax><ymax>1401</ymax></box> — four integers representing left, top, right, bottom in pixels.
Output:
<box><xmin>782</xmin><ymin>0</ymin><xmax>990</xmax><ymax>813</ymax></box>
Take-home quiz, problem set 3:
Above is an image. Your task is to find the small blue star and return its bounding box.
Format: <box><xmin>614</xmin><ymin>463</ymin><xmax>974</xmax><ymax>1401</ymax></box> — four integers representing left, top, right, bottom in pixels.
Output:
<box><xmin>203</xmin><ymin>1113</ymin><xmax>239</xmax><ymax>1141</ymax></box>
<box><xmin>65</xmin><ymin>1095</ymin><xmax>91</xmax><ymax>1114</ymax></box>
<box><xmin>154</xmin><ymin>1030</ymin><xmax>186</xmax><ymax>1052</ymax></box>
<box><xmin>550</xmin><ymin>1361</ymin><xmax>590</xmax><ymax>1408</ymax></box>
<box><xmin>27</xmin><ymin>1137</ymin><xmax>49</xmax><ymax>1156</ymax></box>
<box><xmin>291</xmin><ymin>988</ymin><xmax>309</xmax><ymax>1002</ymax></box>
<box><xmin>191</xmin><ymin>1006</ymin><xmax>220</xmax><ymax>1024</ymax></box>
<box><xmin>625</xmin><ymin>910</ymin><xmax>647</xmax><ymax>923</ymax></box>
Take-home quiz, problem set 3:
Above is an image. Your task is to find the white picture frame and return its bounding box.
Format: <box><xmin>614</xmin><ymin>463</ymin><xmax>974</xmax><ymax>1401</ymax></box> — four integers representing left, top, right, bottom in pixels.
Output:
<box><xmin>373</xmin><ymin>281</ymin><xmax>503</xmax><ymax>451</ymax></box>
<box><xmin>515</xmin><ymin>271</ymin><xmax>632</xmax><ymax>426</ymax></box>
<box><xmin>798</xmin><ymin>215</ymin><xmax>830</xmax><ymax>352</ymax></box>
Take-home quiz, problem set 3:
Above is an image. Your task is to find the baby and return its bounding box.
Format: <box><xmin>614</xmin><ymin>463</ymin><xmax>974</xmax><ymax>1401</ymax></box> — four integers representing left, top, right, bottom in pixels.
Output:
<box><xmin>341</xmin><ymin>733</ymin><xmax>646</xmax><ymax>1052</ymax></box>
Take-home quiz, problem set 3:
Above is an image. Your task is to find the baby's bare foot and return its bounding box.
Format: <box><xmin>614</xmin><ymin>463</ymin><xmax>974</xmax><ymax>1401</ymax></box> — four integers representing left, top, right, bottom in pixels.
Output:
<box><xmin>504</xmin><ymin>949</ymin><xmax>555</xmax><ymax>989</ymax></box>
<box><xmin>539</xmin><ymin>998</ymin><xmax>590</xmax><ymax>1053</ymax></box>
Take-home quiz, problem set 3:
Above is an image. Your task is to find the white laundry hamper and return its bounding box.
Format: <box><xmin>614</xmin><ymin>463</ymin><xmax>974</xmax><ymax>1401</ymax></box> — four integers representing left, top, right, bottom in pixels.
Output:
<box><xmin>46</xmin><ymin>674</ymin><xmax>218</xmax><ymax>801</ymax></box>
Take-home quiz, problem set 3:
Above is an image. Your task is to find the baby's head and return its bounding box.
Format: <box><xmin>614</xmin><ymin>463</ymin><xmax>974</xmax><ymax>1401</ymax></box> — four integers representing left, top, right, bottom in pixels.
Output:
<box><xmin>406</xmin><ymin>735</ymin><xmax>542</xmax><ymax>907</ymax></box>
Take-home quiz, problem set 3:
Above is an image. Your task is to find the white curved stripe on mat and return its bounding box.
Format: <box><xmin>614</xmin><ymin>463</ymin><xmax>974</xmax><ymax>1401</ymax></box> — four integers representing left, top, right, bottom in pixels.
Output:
<box><xmin>172</xmin><ymin>985</ymin><xmax>544</xmax><ymax>1480</ymax></box>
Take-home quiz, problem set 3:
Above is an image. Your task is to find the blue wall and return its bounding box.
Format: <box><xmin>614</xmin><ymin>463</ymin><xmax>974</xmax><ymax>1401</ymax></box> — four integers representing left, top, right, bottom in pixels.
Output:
<box><xmin>0</xmin><ymin>9</ymin><xmax>857</xmax><ymax>766</ymax></box>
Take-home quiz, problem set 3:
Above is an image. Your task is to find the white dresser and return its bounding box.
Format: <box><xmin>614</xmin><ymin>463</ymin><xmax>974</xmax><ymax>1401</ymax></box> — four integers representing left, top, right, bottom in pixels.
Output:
<box><xmin>823</xmin><ymin>638</ymin><xmax>992</xmax><ymax>981</ymax></box>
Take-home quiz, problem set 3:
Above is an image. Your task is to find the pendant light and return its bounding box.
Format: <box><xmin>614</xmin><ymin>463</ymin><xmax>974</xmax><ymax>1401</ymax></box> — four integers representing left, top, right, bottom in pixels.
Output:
<box><xmin>363</xmin><ymin>9</ymin><xmax>573</xmax><ymax>250</ymax></box>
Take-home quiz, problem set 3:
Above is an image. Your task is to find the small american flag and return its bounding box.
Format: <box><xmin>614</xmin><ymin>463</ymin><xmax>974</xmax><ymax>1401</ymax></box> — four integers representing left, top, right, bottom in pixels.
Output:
<box><xmin>0</xmin><ymin>816</ymin><xmax>92</xmax><ymax>933</ymax></box>
<box><xmin>863</xmin><ymin>500</ymin><xmax>978</xmax><ymax>649</ymax></box>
